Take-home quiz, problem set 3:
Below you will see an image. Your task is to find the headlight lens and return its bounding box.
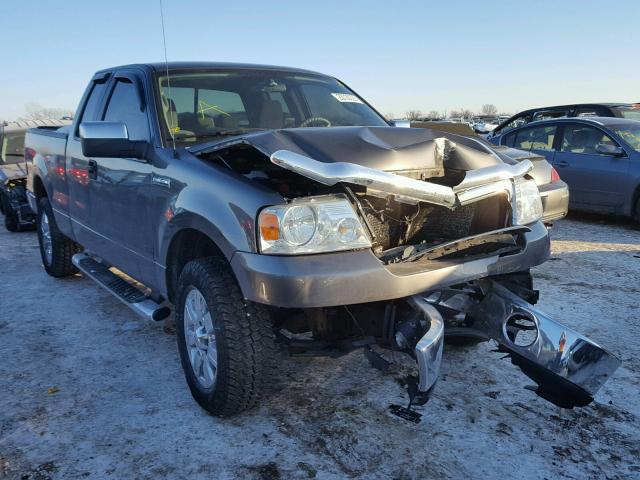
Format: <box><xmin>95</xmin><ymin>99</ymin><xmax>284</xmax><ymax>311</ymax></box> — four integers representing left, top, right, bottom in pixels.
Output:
<box><xmin>514</xmin><ymin>178</ymin><xmax>543</xmax><ymax>225</ymax></box>
<box><xmin>258</xmin><ymin>194</ymin><xmax>372</xmax><ymax>254</ymax></box>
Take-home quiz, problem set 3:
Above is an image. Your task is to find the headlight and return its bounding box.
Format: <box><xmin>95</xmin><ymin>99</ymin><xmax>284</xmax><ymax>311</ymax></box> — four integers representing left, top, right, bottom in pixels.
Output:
<box><xmin>258</xmin><ymin>194</ymin><xmax>372</xmax><ymax>254</ymax></box>
<box><xmin>514</xmin><ymin>178</ymin><xmax>543</xmax><ymax>225</ymax></box>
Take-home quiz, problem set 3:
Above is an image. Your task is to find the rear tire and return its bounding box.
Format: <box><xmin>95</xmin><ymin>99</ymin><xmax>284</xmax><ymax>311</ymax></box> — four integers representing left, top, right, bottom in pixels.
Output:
<box><xmin>175</xmin><ymin>257</ymin><xmax>277</xmax><ymax>416</ymax></box>
<box><xmin>37</xmin><ymin>197</ymin><xmax>80</xmax><ymax>277</ymax></box>
<box><xmin>1</xmin><ymin>193</ymin><xmax>19</xmax><ymax>232</ymax></box>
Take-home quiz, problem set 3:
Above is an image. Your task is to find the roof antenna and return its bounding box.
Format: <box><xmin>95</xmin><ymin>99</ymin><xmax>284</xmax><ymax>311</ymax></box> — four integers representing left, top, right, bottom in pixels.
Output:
<box><xmin>159</xmin><ymin>0</ymin><xmax>177</xmax><ymax>158</ymax></box>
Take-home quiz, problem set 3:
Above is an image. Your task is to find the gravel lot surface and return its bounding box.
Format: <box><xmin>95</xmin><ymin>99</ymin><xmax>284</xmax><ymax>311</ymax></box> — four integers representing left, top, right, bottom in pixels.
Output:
<box><xmin>1</xmin><ymin>214</ymin><xmax>639</xmax><ymax>480</ymax></box>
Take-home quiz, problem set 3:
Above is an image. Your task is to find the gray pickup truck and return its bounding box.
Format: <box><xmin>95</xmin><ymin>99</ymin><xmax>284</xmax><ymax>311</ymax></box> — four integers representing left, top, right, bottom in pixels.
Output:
<box><xmin>26</xmin><ymin>62</ymin><xmax>619</xmax><ymax>417</ymax></box>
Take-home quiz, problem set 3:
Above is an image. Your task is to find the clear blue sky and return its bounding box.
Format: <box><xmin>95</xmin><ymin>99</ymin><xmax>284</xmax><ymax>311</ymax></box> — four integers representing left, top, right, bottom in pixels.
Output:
<box><xmin>1</xmin><ymin>0</ymin><xmax>638</xmax><ymax>120</ymax></box>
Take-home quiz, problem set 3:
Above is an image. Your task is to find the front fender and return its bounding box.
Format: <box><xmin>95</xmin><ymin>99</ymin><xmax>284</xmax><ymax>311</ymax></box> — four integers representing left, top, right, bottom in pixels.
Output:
<box><xmin>157</xmin><ymin>169</ymin><xmax>285</xmax><ymax>265</ymax></box>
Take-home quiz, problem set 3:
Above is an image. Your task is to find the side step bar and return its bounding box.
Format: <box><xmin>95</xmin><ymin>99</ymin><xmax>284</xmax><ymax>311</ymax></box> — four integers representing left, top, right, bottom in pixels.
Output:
<box><xmin>72</xmin><ymin>253</ymin><xmax>171</xmax><ymax>322</ymax></box>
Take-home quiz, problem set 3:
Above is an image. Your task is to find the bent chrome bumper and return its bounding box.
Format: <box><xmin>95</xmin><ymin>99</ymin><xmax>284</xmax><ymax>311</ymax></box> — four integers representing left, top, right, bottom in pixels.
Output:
<box><xmin>408</xmin><ymin>295</ymin><xmax>445</xmax><ymax>394</ymax></box>
<box><xmin>442</xmin><ymin>280</ymin><xmax>621</xmax><ymax>407</ymax></box>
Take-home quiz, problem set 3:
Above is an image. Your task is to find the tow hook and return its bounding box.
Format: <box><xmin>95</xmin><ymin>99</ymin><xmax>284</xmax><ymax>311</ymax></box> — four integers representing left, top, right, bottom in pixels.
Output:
<box><xmin>453</xmin><ymin>280</ymin><xmax>621</xmax><ymax>408</ymax></box>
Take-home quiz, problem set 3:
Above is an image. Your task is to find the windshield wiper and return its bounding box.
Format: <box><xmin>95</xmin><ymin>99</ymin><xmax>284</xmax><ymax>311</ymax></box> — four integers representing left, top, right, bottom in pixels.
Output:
<box><xmin>174</xmin><ymin>128</ymin><xmax>264</xmax><ymax>142</ymax></box>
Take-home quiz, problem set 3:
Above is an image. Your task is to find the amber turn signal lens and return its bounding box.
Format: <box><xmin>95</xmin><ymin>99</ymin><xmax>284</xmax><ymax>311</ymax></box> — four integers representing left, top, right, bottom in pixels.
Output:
<box><xmin>259</xmin><ymin>212</ymin><xmax>280</xmax><ymax>241</ymax></box>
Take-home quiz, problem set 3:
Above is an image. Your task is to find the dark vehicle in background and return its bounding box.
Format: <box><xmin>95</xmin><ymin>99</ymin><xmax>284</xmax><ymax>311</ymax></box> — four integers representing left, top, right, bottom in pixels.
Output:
<box><xmin>412</xmin><ymin>121</ymin><xmax>568</xmax><ymax>223</ymax></box>
<box><xmin>25</xmin><ymin>62</ymin><xmax>619</xmax><ymax>416</ymax></box>
<box><xmin>487</xmin><ymin>103</ymin><xmax>640</xmax><ymax>141</ymax></box>
<box><xmin>489</xmin><ymin>117</ymin><xmax>640</xmax><ymax>221</ymax></box>
<box><xmin>0</xmin><ymin>119</ymin><xmax>70</xmax><ymax>231</ymax></box>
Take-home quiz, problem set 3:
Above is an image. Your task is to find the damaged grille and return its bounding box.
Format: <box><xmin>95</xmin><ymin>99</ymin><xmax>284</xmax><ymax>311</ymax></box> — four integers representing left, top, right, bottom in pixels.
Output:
<box><xmin>358</xmin><ymin>191</ymin><xmax>513</xmax><ymax>260</ymax></box>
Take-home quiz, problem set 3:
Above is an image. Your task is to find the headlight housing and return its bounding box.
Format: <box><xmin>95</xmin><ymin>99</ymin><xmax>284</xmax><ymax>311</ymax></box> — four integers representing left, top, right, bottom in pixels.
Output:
<box><xmin>258</xmin><ymin>194</ymin><xmax>372</xmax><ymax>255</ymax></box>
<box><xmin>514</xmin><ymin>178</ymin><xmax>543</xmax><ymax>225</ymax></box>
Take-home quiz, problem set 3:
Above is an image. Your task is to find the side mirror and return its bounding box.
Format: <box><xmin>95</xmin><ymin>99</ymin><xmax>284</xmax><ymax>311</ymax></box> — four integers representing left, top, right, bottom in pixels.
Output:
<box><xmin>389</xmin><ymin>119</ymin><xmax>411</xmax><ymax>128</ymax></box>
<box><xmin>79</xmin><ymin>121</ymin><xmax>148</xmax><ymax>159</ymax></box>
<box><xmin>595</xmin><ymin>143</ymin><xmax>625</xmax><ymax>156</ymax></box>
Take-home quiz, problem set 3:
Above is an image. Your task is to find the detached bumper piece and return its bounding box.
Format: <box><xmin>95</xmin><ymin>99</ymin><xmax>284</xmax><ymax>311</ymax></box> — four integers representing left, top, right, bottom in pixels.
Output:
<box><xmin>408</xmin><ymin>296</ymin><xmax>445</xmax><ymax>396</ymax></box>
<box><xmin>447</xmin><ymin>281</ymin><xmax>621</xmax><ymax>408</ymax></box>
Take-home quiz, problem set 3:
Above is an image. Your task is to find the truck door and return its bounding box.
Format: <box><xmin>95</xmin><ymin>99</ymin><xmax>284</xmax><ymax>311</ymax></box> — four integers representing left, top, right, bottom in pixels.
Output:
<box><xmin>552</xmin><ymin>123</ymin><xmax>630</xmax><ymax>212</ymax></box>
<box><xmin>85</xmin><ymin>72</ymin><xmax>155</xmax><ymax>279</ymax></box>
<box><xmin>66</xmin><ymin>74</ymin><xmax>110</xmax><ymax>246</ymax></box>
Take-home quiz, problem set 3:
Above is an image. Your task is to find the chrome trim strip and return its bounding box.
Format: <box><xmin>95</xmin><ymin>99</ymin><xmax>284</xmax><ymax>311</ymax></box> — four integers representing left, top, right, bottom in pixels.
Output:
<box><xmin>271</xmin><ymin>149</ymin><xmax>457</xmax><ymax>208</ymax></box>
<box><xmin>270</xmin><ymin>150</ymin><xmax>533</xmax><ymax>209</ymax></box>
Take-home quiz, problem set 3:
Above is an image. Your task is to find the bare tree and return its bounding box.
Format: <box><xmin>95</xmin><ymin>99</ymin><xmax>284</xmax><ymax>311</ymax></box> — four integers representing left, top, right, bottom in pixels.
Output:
<box><xmin>405</xmin><ymin>110</ymin><xmax>423</xmax><ymax>121</ymax></box>
<box><xmin>481</xmin><ymin>104</ymin><xmax>498</xmax><ymax>116</ymax></box>
<box><xmin>426</xmin><ymin>110</ymin><xmax>442</xmax><ymax>120</ymax></box>
<box><xmin>449</xmin><ymin>110</ymin><xmax>462</xmax><ymax>119</ymax></box>
<box><xmin>460</xmin><ymin>109</ymin><xmax>474</xmax><ymax>120</ymax></box>
<box><xmin>384</xmin><ymin>112</ymin><xmax>396</xmax><ymax>121</ymax></box>
<box><xmin>21</xmin><ymin>102</ymin><xmax>74</xmax><ymax>121</ymax></box>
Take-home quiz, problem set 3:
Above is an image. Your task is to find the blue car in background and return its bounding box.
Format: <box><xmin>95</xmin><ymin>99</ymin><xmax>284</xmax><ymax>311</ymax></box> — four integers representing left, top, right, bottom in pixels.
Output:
<box><xmin>489</xmin><ymin>117</ymin><xmax>640</xmax><ymax>222</ymax></box>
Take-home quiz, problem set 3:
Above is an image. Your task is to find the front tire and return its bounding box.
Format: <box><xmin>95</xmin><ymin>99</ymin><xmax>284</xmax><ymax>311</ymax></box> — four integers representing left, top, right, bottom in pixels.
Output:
<box><xmin>1</xmin><ymin>193</ymin><xmax>19</xmax><ymax>232</ymax></box>
<box><xmin>37</xmin><ymin>197</ymin><xmax>80</xmax><ymax>277</ymax></box>
<box><xmin>175</xmin><ymin>257</ymin><xmax>277</xmax><ymax>416</ymax></box>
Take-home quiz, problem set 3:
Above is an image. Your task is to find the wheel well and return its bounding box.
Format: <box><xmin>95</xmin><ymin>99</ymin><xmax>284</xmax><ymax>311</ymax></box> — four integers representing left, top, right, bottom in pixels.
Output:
<box><xmin>33</xmin><ymin>175</ymin><xmax>47</xmax><ymax>200</ymax></box>
<box><xmin>633</xmin><ymin>184</ymin><xmax>640</xmax><ymax>216</ymax></box>
<box><xmin>165</xmin><ymin>229</ymin><xmax>224</xmax><ymax>303</ymax></box>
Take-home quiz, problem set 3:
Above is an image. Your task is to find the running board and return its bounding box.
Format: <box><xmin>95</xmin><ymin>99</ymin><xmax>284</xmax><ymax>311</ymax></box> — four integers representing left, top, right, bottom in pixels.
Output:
<box><xmin>72</xmin><ymin>253</ymin><xmax>171</xmax><ymax>322</ymax></box>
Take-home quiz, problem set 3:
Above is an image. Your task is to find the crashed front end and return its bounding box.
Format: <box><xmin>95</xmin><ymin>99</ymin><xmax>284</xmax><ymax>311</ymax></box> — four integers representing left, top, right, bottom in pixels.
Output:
<box><xmin>196</xmin><ymin>127</ymin><xmax>620</xmax><ymax>409</ymax></box>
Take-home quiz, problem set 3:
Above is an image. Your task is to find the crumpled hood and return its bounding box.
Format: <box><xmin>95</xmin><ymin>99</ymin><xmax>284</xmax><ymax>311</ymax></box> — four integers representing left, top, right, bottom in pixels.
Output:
<box><xmin>193</xmin><ymin>126</ymin><xmax>504</xmax><ymax>173</ymax></box>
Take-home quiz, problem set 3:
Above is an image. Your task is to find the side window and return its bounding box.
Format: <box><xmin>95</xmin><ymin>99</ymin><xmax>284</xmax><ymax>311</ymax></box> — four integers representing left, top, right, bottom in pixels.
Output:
<box><xmin>575</xmin><ymin>108</ymin><xmax>601</xmax><ymax>117</ymax></box>
<box><xmin>103</xmin><ymin>79</ymin><xmax>150</xmax><ymax>141</ymax></box>
<box><xmin>503</xmin><ymin>131</ymin><xmax>516</xmax><ymax>147</ymax></box>
<box><xmin>78</xmin><ymin>80</ymin><xmax>108</xmax><ymax>125</ymax></box>
<box><xmin>499</xmin><ymin>114</ymin><xmax>530</xmax><ymax>135</ymax></box>
<box><xmin>514</xmin><ymin>125</ymin><xmax>557</xmax><ymax>151</ymax></box>
<box><xmin>561</xmin><ymin>124</ymin><xmax>618</xmax><ymax>154</ymax></box>
<box><xmin>533</xmin><ymin>110</ymin><xmax>568</xmax><ymax>122</ymax></box>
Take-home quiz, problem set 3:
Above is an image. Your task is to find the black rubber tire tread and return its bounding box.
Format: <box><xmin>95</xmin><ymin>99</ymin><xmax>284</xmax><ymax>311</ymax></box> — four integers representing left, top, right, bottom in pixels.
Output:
<box><xmin>175</xmin><ymin>257</ymin><xmax>277</xmax><ymax>416</ymax></box>
<box><xmin>37</xmin><ymin>197</ymin><xmax>80</xmax><ymax>277</ymax></box>
<box><xmin>2</xmin><ymin>193</ymin><xmax>19</xmax><ymax>232</ymax></box>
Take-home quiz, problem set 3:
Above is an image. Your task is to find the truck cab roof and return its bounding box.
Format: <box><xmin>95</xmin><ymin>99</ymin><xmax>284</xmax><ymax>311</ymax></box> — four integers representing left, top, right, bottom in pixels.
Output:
<box><xmin>96</xmin><ymin>61</ymin><xmax>329</xmax><ymax>77</ymax></box>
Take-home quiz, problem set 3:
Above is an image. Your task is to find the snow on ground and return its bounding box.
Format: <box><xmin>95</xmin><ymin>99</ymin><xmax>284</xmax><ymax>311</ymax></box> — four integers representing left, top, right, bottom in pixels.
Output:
<box><xmin>0</xmin><ymin>214</ymin><xmax>639</xmax><ymax>480</ymax></box>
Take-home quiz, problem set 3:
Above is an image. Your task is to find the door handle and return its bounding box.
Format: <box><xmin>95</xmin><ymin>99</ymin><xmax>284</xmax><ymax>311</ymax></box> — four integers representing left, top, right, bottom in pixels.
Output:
<box><xmin>87</xmin><ymin>160</ymin><xmax>98</xmax><ymax>180</ymax></box>
<box><xmin>555</xmin><ymin>160</ymin><xmax>569</xmax><ymax>168</ymax></box>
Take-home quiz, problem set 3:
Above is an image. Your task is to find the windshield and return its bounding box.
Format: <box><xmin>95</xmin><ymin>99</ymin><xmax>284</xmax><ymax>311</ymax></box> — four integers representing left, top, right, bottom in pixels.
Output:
<box><xmin>0</xmin><ymin>132</ymin><xmax>25</xmax><ymax>165</ymax></box>
<box><xmin>157</xmin><ymin>70</ymin><xmax>387</xmax><ymax>144</ymax></box>
<box><xmin>613</xmin><ymin>125</ymin><xmax>640</xmax><ymax>152</ymax></box>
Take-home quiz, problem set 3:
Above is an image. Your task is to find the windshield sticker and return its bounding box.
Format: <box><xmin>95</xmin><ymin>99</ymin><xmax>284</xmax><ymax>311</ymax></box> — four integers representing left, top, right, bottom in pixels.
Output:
<box><xmin>331</xmin><ymin>93</ymin><xmax>363</xmax><ymax>104</ymax></box>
